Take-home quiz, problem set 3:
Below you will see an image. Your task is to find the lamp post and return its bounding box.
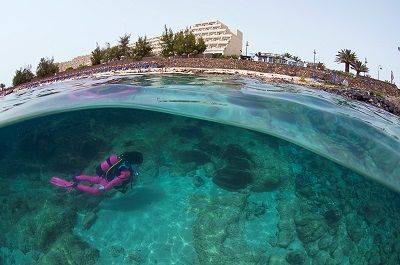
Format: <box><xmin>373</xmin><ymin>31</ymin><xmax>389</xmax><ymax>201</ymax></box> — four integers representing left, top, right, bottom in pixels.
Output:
<box><xmin>313</xmin><ymin>49</ymin><xmax>316</xmax><ymax>64</ymax></box>
<box><xmin>312</xmin><ymin>50</ymin><xmax>317</xmax><ymax>80</ymax></box>
<box><xmin>378</xmin><ymin>65</ymin><xmax>382</xmax><ymax>80</ymax></box>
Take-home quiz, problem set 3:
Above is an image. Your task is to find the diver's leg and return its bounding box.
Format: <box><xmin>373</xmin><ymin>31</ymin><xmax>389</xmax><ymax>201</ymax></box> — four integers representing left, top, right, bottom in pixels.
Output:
<box><xmin>74</xmin><ymin>175</ymin><xmax>102</xmax><ymax>184</ymax></box>
<box><xmin>75</xmin><ymin>184</ymin><xmax>104</xmax><ymax>195</ymax></box>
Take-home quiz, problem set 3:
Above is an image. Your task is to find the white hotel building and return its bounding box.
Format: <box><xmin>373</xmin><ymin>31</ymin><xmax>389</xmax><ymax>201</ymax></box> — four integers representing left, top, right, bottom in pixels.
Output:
<box><xmin>58</xmin><ymin>20</ymin><xmax>243</xmax><ymax>71</ymax></box>
<box><xmin>148</xmin><ymin>20</ymin><xmax>243</xmax><ymax>57</ymax></box>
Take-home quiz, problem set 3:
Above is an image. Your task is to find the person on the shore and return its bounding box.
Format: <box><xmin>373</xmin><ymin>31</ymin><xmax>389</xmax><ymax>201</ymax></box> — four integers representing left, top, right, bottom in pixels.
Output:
<box><xmin>50</xmin><ymin>151</ymin><xmax>143</xmax><ymax>195</ymax></box>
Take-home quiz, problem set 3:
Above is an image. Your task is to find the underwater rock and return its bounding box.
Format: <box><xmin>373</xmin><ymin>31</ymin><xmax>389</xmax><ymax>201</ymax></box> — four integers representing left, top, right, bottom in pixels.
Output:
<box><xmin>169</xmin><ymin>160</ymin><xmax>197</xmax><ymax>177</ymax></box>
<box><xmin>363</xmin><ymin>201</ymin><xmax>385</xmax><ymax>225</ymax></box>
<box><xmin>171</xmin><ymin>125</ymin><xmax>204</xmax><ymax>139</ymax></box>
<box><xmin>203</xmin><ymin>162</ymin><xmax>215</xmax><ymax>178</ymax></box>
<box><xmin>318</xmin><ymin>234</ymin><xmax>333</xmax><ymax>251</ymax></box>
<box><xmin>276</xmin><ymin>198</ymin><xmax>296</xmax><ymax>248</ymax></box>
<box><xmin>35</xmin><ymin>205</ymin><xmax>77</xmax><ymax>251</ymax></box>
<box><xmin>193</xmin><ymin>175</ymin><xmax>205</xmax><ymax>187</ymax></box>
<box><xmin>304</xmin><ymin>240</ymin><xmax>320</xmax><ymax>257</ymax></box>
<box><xmin>345</xmin><ymin>214</ymin><xmax>365</xmax><ymax>243</ymax></box>
<box><xmin>294</xmin><ymin>212</ymin><xmax>327</xmax><ymax>244</ymax></box>
<box><xmin>15</xmin><ymin>119</ymin><xmax>111</xmax><ymax>174</ymax></box>
<box><xmin>323</xmin><ymin>208</ymin><xmax>342</xmax><ymax>225</ymax></box>
<box><xmin>191</xmin><ymin>194</ymin><xmax>264</xmax><ymax>264</ymax></box>
<box><xmin>366</xmin><ymin>249</ymin><xmax>382</xmax><ymax>265</ymax></box>
<box><xmin>196</xmin><ymin>141</ymin><xmax>222</xmax><ymax>157</ymax></box>
<box><xmin>277</xmin><ymin>222</ymin><xmax>295</xmax><ymax>248</ymax></box>
<box><xmin>252</xmin><ymin>170</ymin><xmax>282</xmax><ymax>192</ymax></box>
<box><xmin>312</xmin><ymin>251</ymin><xmax>330</xmax><ymax>265</ymax></box>
<box><xmin>126</xmin><ymin>250</ymin><xmax>145</xmax><ymax>264</ymax></box>
<box><xmin>295</xmin><ymin>175</ymin><xmax>314</xmax><ymax>198</ymax></box>
<box><xmin>7</xmin><ymin>197</ymin><xmax>32</xmax><ymax>222</ymax></box>
<box><xmin>286</xmin><ymin>250</ymin><xmax>307</xmax><ymax>265</ymax></box>
<box><xmin>109</xmin><ymin>245</ymin><xmax>125</xmax><ymax>258</ymax></box>
<box><xmin>246</xmin><ymin>202</ymin><xmax>267</xmax><ymax>219</ymax></box>
<box><xmin>211</xmin><ymin>143</ymin><xmax>258</xmax><ymax>191</ymax></box>
<box><xmin>223</xmin><ymin>144</ymin><xmax>253</xmax><ymax>166</ymax></box>
<box><xmin>251</xmin><ymin>150</ymin><xmax>292</xmax><ymax>192</ymax></box>
<box><xmin>269</xmin><ymin>255</ymin><xmax>289</xmax><ymax>265</ymax></box>
<box><xmin>213</xmin><ymin>167</ymin><xmax>253</xmax><ymax>191</ymax></box>
<box><xmin>178</xmin><ymin>149</ymin><xmax>211</xmax><ymax>165</ymax></box>
<box><xmin>82</xmin><ymin>211</ymin><xmax>97</xmax><ymax>230</ymax></box>
<box><xmin>38</xmin><ymin>233</ymin><xmax>99</xmax><ymax>265</ymax></box>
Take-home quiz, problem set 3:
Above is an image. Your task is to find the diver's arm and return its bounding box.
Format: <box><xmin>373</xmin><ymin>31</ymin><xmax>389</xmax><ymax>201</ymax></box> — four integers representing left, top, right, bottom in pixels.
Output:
<box><xmin>103</xmin><ymin>170</ymin><xmax>131</xmax><ymax>191</ymax></box>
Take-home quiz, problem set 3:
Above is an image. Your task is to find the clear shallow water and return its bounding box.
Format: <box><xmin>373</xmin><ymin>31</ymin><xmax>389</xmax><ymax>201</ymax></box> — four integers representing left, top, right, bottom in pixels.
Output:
<box><xmin>0</xmin><ymin>74</ymin><xmax>399</xmax><ymax>264</ymax></box>
<box><xmin>1</xmin><ymin>74</ymin><xmax>399</xmax><ymax>192</ymax></box>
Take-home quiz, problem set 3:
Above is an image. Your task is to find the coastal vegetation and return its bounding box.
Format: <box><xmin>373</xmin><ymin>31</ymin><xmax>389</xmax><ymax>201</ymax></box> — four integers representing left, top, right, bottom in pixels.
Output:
<box><xmin>91</xmin><ymin>44</ymin><xmax>102</xmax><ymax>65</ymax></box>
<box><xmin>351</xmin><ymin>60</ymin><xmax>369</xmax><ymax>76</ymax></box>
<box><xmin>11</xmin><ymin>57</ymin><xmax>59</xmax><ymax>86</ymax></box>
<box><xmin>12</xmin><ymin>66</ymin><xmax>35</xmax><ymax>86</ymax></box>
<box><xmin>335</xmin><ymin>49</ymin><xmax>357</xmax><ymax>73</ymax></box>
<box><xmin>0</xmin><ymin>83</ymin><xmax>5</xmax><ymax>89</ymax></box>
<box><xmin>36</xmin><ymin>57</ymin><xmax>59</xmax><ymax>78</ymax></box>
<box><xmin>132</xmin><ymin>36</ymin><xmax>153</xmax><ymax>59</ymax></box>
<box><xmin>283</xmin><ymin>53</ymin><xmax>302</xmax><ymax>62</ymax></box>
<box><xmin>90</xmin><ymin>34</ymin><xmax>153</xmax><ymax>65</ymax></box>
<box><xmin>161</xmin><ymin>26</ymin><xmax>207</xmax><ymax>57</ymax></box>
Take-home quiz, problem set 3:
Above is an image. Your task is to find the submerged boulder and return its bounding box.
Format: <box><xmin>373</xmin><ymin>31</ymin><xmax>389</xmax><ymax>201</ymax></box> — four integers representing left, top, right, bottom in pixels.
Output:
<box><xmin>363</xmin><ymin>201</ymin><xmax>385</xmax><ymax>225</ymax></box>
<box><xmin>269</xmin><ymin>255</ymin><xmax>289</xmax><ymax>265</ymax></box>
<box><xmin>33</xmin><ymin>205</ymin><xmax>77</xmax><ymax>251</ymax></box>
<box><xmin>252</xmin><ymin>171</ymin><xmax>282</xmax><ymax>192</ymax></box>
<box><xmin>286</xmin><ymin>250</ymin><xmax>307</xmax><ymax>265</ymax></box>
<box><xmin>294</xmin><ymin>212</ymin><xmax>327</xmax><ymax>244</ymax></box>
<box><xmin>191</xmin><ymin>194</ymin><xmax>265</xmax><ymax>264</ymax></box>
<box><xmin>82</xmin><ymin>211</ymin><xmax>98</xmax><ymax>230</ymax></box>
<box><xmin>178</xmin><ymin>149</ymin><xmax>211</xmax><ymax>165</ymax></box>
<box><xmin>213</xmin><ymin>167</ymin><xmax>253</xmax><ymax>191</ymax></box>
<box><xmin>223</xmin><ymin>144</ymin><xmax>253</xmax><ymax>166</ymax></box>
<box><xmin>38</xmin><ymin>233</ymin><xmax>99</xmax><ymax>265</ymax></box>
<box><xmin>171</xmin><ymin>125</ymin><xmax>204</xmax><ymax>139</ymax></box>
<box><xmin>193</xmin><ymin>175</ymin><xmax>205</xmax><ymax>187</ymax></box>
<box><xmin>323</xmin><ymin>207</ymin><xmax>342</xmax><ymax>225</ymax></box>
<box><xmin>345</xmin><ymin>213</ymin><xmax>366</xmax><ymax>243</ymax></box>
<box><xmin>211</xmin><ymin>144</ymin><xmax>256</xmax><ymax>191</ymax></box>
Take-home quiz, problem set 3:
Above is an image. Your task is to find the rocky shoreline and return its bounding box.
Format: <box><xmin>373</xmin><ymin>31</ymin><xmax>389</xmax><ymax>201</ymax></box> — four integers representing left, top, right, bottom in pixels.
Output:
<box><xmin>2</xmin><ymin>58</ymin><xmax>399</xmax><ymax>116</ymax></box>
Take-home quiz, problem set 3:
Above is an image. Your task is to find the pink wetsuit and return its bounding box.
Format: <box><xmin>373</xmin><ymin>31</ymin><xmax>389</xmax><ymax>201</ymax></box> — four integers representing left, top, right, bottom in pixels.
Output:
<box><xmin>74</xmin><ymin>170</ymin><xmax>131</xmax><ymax>195</ymax></box>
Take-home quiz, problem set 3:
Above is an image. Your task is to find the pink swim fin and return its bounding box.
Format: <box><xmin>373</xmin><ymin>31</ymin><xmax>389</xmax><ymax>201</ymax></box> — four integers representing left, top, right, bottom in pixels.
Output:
<box><xmin>50</xmin><ymin>177</ymin><xmax>74</xmax><ymax>188</ymax></box>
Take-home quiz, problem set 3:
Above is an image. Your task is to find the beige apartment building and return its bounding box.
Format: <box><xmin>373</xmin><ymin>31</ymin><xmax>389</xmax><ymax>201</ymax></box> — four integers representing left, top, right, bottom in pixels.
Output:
<box><xmin>149</xmin><ymin>20</ymin><xmax>243</xmax><ymax>56</ymax></box>
<box><xmin>190</xmin><ymin>20</ymin><xmax>243</xmax><ymax>56</ymax></box>
<box><xmin>147</xmin><ymin>36</ymin><xmax>163</xmax><ymax>56</ymax></box>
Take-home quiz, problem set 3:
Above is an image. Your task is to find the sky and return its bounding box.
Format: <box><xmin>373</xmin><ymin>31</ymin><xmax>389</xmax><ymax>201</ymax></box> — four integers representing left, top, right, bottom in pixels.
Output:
<box><xmin>0</xmin><ymin>0</ymin><xmax>399</xmax><ymax>86</ymax></box>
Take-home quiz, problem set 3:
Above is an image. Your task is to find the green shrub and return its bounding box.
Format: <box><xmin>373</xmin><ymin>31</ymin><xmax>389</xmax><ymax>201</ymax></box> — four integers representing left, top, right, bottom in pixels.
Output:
<box><xmin>12</xmin><ymin>66</ymin><xmax>35</xmax><ymax>86</ymax></box>
<box><xmin>36</xmin><ymin>57</ymin><xmax>59</xmax><ymax>78</ymax></box>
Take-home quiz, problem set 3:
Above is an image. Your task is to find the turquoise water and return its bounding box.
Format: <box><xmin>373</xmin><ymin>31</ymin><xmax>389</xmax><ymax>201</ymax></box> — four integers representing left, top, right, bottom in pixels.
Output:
<box><xmin>0</xmin><ymin>74</ymin><xmax>399</xmax><ymax>264</ymax></box>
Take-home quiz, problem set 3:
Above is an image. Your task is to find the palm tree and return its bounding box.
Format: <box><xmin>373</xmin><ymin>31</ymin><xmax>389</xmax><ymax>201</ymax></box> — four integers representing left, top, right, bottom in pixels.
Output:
<box><xmin>283</xmin><ymin>53</ymin><xmax>292</xmax><ymax>59</ymax></box>
<box><xmin>292</xmin><ymin>56</ymin><xmax>301</xmax><ymax>62</ymax></box>
<box><xmin>335</xmin><ymin>49</ymin><xmax>357</xmax><ymax>73</ymax></box>
<box><xmin>351</xmin><ymin>60</ymin><xmax>369</xmax><ymax>76</ymax></box>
